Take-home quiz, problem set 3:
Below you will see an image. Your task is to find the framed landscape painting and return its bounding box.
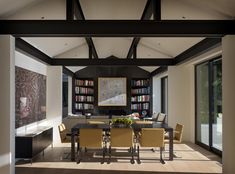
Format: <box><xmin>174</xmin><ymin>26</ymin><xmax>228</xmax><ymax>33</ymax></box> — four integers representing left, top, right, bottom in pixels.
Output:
<box><xmin>98</xmin><ymin>77</ymin><xmax>127</xmax><ymax>106</ymax></box>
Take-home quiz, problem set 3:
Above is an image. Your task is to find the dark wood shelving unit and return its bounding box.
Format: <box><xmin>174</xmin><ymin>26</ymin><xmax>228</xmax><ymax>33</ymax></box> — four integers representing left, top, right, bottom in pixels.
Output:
<box><xmin>131</xmin><ymin>78</ymin><xmax>151</xmax><ymax>116</ymax></box>
<box><xmin>74</xmin><ymin>78</ymin><xmax>94</xmax><ymax>114</ymax></box>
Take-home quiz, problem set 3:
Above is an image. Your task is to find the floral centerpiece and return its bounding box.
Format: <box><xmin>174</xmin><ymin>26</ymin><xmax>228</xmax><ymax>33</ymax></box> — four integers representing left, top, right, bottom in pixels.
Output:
<box><xmin>112</xmin><ymin>117</ymin><xmax>133</xmax><ymax>128</ymax></box>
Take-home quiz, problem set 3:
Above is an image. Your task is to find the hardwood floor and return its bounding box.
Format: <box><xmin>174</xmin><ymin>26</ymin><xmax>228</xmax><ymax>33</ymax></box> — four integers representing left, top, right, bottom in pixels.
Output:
<box><xmin>15</xmin><ymin>142</ymin><xmax>222</xmax><ymax>174</ymax></box>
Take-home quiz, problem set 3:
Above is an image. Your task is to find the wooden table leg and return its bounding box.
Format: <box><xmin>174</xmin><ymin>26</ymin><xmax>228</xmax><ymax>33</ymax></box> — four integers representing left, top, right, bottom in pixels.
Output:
<box><xmin>71</xmin><ymin>130</ymin><xmax>75</xmax><ymax>161</ymax></box>
<box><xmin>169</xmin><ymin>129</ymin><xmax>173</xmax><ymax>160</ymax></box>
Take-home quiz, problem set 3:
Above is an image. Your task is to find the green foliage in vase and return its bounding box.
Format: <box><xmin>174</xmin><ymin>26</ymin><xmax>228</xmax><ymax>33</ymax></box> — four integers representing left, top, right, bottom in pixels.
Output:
<box><xmin>112</xmin><ymin>118</ymin><xmax>132</xmax><ymax>126</ymax></box>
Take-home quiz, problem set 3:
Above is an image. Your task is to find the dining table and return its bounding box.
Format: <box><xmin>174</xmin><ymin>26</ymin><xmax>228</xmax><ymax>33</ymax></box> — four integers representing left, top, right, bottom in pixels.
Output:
<box><xmin>70</xmin><ymin>122</ymin><xmax>174</xmax><ymax>161</ymax></box>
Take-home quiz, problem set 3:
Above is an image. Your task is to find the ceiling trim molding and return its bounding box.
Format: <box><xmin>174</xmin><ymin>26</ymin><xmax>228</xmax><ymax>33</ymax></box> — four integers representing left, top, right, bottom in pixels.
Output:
<box><xmin>52</xmin><ymin>58</ymin><xmax>174</xmax><ymax>66</ymax></box>
<box><xmin>15</xmin><ymin>38</ymin><xmax>53</xmax><ymax>65</ymax></box>
<box><xmin>174</xmin><ymin>38</ymin><xmax>221</xmax><ymax>65</ymax></box>
<box><xmin>150</xmin><ymin>66</ymin><xmax>168</xmax><ymax>77</ymax></box>
<box><xmin>3</xmin><ymin>20</ymin><xmax>234</xmax><ymax>37</ymax></box>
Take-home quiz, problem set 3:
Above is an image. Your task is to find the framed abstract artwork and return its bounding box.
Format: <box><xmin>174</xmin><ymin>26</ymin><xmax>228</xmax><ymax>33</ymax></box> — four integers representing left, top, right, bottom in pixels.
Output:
<box><xmin>98</xmin><ymin>77</ymin><xmax>127</xmax><ymax>106</ymax></box>
<box><xmin>15</xmin><ymin>66</ymin><xmax>46</xmax><ymax>128</ymax></box>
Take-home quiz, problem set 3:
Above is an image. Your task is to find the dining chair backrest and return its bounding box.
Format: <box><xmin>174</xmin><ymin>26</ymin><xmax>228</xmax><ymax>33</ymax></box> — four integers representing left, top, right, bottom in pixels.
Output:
<box><xmin>58</xmin><ymin>123</ymin><xmax>68</xmax><ymax>143</ymax></box>
<box><xmin>175</xmin><ymin>123</ymin><xmax>184</xmax><ymax>142</ymax></box>
<box><xmin>140</xmin><ymin>128</ymin><xmax>165</xmax><ymax>148</ymax></box>
<box><xmin>110</xmin><ymin>128</ymin><xmax>133</xmax><ymax>147</ymax></box>
<box><xmin>79</xmin><ymin>128</ymin><xmax>103</xmax><ymax>148</ymax></box>
<box><xmin>156</xmin><ymin>113</ymin><xmax>166</xmax><ymax>123</ymax></box>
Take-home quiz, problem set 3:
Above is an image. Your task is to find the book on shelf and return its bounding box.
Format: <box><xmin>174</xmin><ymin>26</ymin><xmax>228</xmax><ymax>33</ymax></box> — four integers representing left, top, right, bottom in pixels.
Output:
<box><xmin>131</xmin><ymin>103</ymin><xmax>149</xmax><ymax>110</ymax></box>
<box><xmin>131</xmin><ymin>79</ymin><xmax>150</xmax><ymax>87</ymax></box>
<box><xmin>75</xmin><ymin>95</ymin><xmax>94</xmax><ymax>102</ymax></box>
<box><xmin>131</xmin><ymin>87</ymin><xmax>150</xmax><ymax>95</ymax></box>
<box><xmin>75</xmin><ymin>79</ymin><xmax>94</xmax><ymax>86</ymax></box>
<box><xmin>131</xmin><ymin>95</ymin><xmax>150</xmax><ymax>102</ymax></box>
<box><xmin>75</xmin><ymin>103</ymin><xmax>94</xmax><ymax>110</ymax></box>
<box><xmin>75</xmin><ymin>87</ymin><xmax>94</xmax><ymax>94</ymax></box>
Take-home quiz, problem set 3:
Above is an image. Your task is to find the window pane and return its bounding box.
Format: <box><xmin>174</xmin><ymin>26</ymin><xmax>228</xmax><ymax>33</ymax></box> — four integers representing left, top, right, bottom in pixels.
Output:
<box><xmin>196</xmin><ymin>62</ymin><xmax>209</xmax><ymax>145</ymax></box>
<box><xmin>212</xmin><ymin>59</ymin><xmax>222</xmax><ymax>150</ymax></box>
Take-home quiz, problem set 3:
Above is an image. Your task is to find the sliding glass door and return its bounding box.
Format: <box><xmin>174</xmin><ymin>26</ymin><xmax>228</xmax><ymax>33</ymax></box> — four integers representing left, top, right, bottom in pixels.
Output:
<box><xmin>195</xmin><ymin>57</ymin><xmax>222</xmax><ymax>155</ymax></box>
<box><xmin>212</xmin><ymin>59</ymin><xmax>222</xmax><ymax>151</ymax></box>
<box><xmin>196</xmin><ymin>62</ymin><xmax>209</xmax><ymax>146</ymax></box>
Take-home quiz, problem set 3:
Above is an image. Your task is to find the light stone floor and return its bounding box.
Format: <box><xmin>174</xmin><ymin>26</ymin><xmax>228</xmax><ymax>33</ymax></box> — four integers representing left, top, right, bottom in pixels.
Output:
<box><xmin>15</xmin><ymin>142</ymin><xmax>222</xmax><ymax>174</ymax></box>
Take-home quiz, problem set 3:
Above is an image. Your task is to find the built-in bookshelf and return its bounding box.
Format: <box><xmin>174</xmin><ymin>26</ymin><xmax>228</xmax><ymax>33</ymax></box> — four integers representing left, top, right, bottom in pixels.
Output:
<box><xmin>74</xmin><ymin>79</ymin><xmax>94</xmax><ymax>113</ymax></box>
<box><xmin>131</xmin><ymin>79</ymin><xmax>151</xmax><ymax>116</ymax></box>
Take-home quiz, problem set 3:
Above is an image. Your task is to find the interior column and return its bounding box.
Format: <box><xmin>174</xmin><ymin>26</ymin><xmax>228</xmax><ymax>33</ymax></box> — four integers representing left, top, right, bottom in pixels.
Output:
<box><xmin>222</xmin><ymin>35</ymin><xmax>235</xmax><ymax>173</ymax></box>
<box><xmin>0</xmin><ymin>35</ymin><xmax>15</xmax><ymax>174</ymax></box>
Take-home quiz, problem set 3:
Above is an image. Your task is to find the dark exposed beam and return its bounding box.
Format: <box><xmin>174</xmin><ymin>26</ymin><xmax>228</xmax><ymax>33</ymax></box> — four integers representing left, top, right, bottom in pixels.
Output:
<box><xmin>174</xmin><ymin>38</ymin><xmax>221</xmax><ymax>65</ymax></box>
<box><xmin>150</xmin><ymin>66</ymin><xmax>168</xmax><ymax>77</ymax></box>
<box><xmin>3</xmin><ymin>20</ymin><xmax>234</xmax><ymax>37</ymax></box>
<box><xmin>133</xmin><ymin>45</ymin><xmax>137</xmax><ymax>59</ymax></box>
<box><xmin>52</xmin><ymin>58</ymin><xmax>174</xmax><ymax>66</ymax></box>
<box><xmin>74</xmin><ymin>0</ymin><xmax>98</xmax><ymax>58</ymax></box>
<box><xmin>15</xmin><ymin>38</ymin><xmax>52</xmax><ymax>65</ymax></box>
<box><xmin>63</xmin><ymin>66</ymin><xmax>74</xmax><ymax>77</ymax></box>
<box><xmin>66</xmin><ymin>0</ymin><xmax>75</xmax><ymax>20</ymax></box>
<box><xmin>153</xmin><ymin>0</ymin><xmax>161</xmax><ymax>20</ymax></box>
<box><xmin>89</xmin><ymin>45</ymin><xmax>92</xmax><ymax>59</ymax></box>
<box><xmin>127</xmin><ymin>0</ymin><xmax>153</xmax><ymax>58</ymax></box>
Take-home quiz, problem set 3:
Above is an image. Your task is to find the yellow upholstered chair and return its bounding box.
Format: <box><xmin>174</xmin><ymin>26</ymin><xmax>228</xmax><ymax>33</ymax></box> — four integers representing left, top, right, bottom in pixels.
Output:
<box><xmin>165</xmin><ymin>123</ymin><xmax>184</xmax><ymax>144</ymax></box>
<box><xmin>58</xmin><ymin>123</ymin><xmax>78</xmax><ymax>159</ymax></box>
<box><xmin>77</xmin><ymin>128</ymin><xmax>105</xmax><ymax>163</ymax></box>
<box><xmin>109</xmin><ymin>128</ymin><xmax>135</xmax><ymax>163</ymax></box>
<box><xmin>58</xmin><ymin>123</ymin><xmax>72</xmax><ymax>143</ymax></box>
<box><xmin>138</xmin><ymin>128</ymin><xmax>165</xmax><ymax>164</ymax></box>
<box><xmin>164</xmin><ymin>123</ymin><xmax>184</xmax><ymax>158</ymax></box>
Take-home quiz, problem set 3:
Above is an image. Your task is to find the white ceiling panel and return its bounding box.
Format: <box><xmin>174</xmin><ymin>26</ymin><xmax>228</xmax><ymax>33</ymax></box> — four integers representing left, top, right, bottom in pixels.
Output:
<box><xmin>56</xmin><ymin>43</ymin><xmax>89</xmax><ymax>59</ymax></box>
<box><xmin>162</xmin><ymin>0</ymin><xmax>234</xmax><ymax>20</ymax></box>
<box><xmin>138</xmin><ymin>66</ymin><xmax>159</xmax><ymax>73</ymax></box>
<box><xmin>93</xmin><ymin>38</ymin><xmax>133</xmax><ymax>58</ymax></box>
<box><xmin>66</xmin><ymin>66</ymin><xmax>87</xmax><ymax>73</ymax></box>
<box><xmin>80</xmin><ymin>0</ymin><xmax>147</xmax><ymax>20</ymax></box>
<box><xmin>23</xmin><ymin>37</ymin><xmax>86</xmax><ymax>57</ymax></box>
<box><xmin>140</xmin><ymin>37</ymin><xmax>204</xmax><ymax>58</ymax></box>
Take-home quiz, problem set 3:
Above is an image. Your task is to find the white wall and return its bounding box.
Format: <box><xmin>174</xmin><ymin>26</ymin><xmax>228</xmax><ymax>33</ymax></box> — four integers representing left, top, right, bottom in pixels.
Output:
<box><xmin>47</xmin><ymin>66</ymin><xmax>63</xmax><ymax>146</ymax></box>
<box><xmin>0</xmin><ymin>36</ymin><xmax>15</xmax><ymax>174</ymax></box>
<box><xmin>167</xmin><ymin>65</ymin><xmax>195</xmax><ymax>142</ymax></box>
<box><xmin>15</xmin><ymin>51</ymin><xmax>47</xmax><ymax>75</ymax></box>
<box><xmin>222</xmin><ymin>35</ymin><xmax>235</xmax><ymax>174</ymax></box>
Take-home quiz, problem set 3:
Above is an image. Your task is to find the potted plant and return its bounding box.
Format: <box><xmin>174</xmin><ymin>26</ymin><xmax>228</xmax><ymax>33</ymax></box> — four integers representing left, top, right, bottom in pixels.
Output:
<box><xmin>112</xmin><ymin>118</ymin><xmax>133</xmax><ymax>128</ymax></box>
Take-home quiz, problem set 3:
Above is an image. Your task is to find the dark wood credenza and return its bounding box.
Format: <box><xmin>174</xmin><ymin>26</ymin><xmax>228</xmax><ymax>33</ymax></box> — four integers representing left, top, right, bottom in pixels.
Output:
<box><xmin>15</xmin><ymin>127</ymin><xmax>53</xmax><ymax>162</ymax></box>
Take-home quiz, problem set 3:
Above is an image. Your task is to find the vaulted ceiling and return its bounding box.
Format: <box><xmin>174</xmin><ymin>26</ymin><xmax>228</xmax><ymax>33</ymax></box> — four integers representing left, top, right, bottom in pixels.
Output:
<box><xmin>0</xmin><ymin>0</ymin><xmax>232</xmax><ymax>72</ymax></box>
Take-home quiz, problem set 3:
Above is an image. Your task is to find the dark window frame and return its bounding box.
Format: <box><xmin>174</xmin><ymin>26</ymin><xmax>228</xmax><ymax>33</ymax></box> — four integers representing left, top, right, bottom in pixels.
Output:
<box><xmin>161</xmin><ymin>76</ymin><xmax>168</xmax><ymax>119</ymax></box>
<box><xmin>195</xmin><ymin>56</ymin><xmax>222</xmax><ymax>156</ymax></box>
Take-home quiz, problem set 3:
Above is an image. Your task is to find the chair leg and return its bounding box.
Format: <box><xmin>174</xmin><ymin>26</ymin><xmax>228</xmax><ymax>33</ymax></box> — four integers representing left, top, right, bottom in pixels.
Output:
<box><xmin>77</xmin><ymin>147</ymin><xmax>81</xmax><ymax>164</ymax></box>
<box><xmin>130</xmin><ymin>147</ymin><xmax>135</xmax><ymax>164</ymax></box>
<box><xmin>160</xmin><ymin>147</ymin><xmax>165</xmax><ymax>164</ymax></box>
<box><xmin>101</xmin><ymin>147</ymin><xmax>105</xmax><ymax>164</ymax></box>
<box><xmin>108</xmin><ymin>146</ymin><xmax>111</xmax><ymax>163</ymax></box>
<box><xmin>77</xmin><ymin>142</ymin><xmax>80</xmax><ymax>152</ymax></box>
<box><xmin>137</xmin><ymin>145</ymin><xmax>141</xmax><ymax>164</ymax></box>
